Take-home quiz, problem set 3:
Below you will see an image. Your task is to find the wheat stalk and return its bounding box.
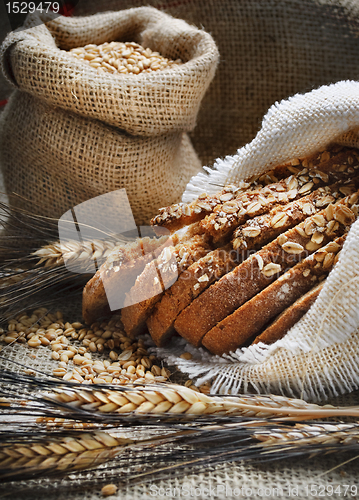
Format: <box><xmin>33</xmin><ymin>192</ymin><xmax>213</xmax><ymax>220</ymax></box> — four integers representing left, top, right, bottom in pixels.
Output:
<box><xmin>2</xmin><ymin>371</ymin><xmax>359</xmax><ymax>421</ymax></box>
<box><xmin>44</xmin><ymin>383</ymin><xmax>359</xmax><ymax>420</ymax></box>
<box><xmin>254</xmin><ymin>422</ymin><xmax>359</xmax><ymax>448</ymax></box>
<box><xmin>3</xmin><ymin>419</ymin><xmax>359</xmax><ymax>484</ymax></box>
<box><xmin>2</xmin><ymin>418</ymin><xmax>359</xmax><ymax>483</ymax></box>
<box><xmin>0</xmin><ymin>239</ymin><xmax>127</xmax><ymax>317</ymax></box>
<box><xmin>2</xmin><ymin>370</ymin><xmax>359</xmax><ymax>484</ymax></box>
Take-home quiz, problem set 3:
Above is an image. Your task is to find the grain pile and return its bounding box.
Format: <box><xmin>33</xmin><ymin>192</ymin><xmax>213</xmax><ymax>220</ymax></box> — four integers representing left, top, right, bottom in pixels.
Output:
<box><xmin>1</xmin><ymin>309</ymin><xmax>169</xmax><ymax>384</ymax></box>
<box><xmin>0</xmin><ymin>308</ymin><xmax>210</xmax><ymax>393</ymax></box>
<box><xmin>69</xmin><ymin>41</ymin><xmax>181</xmax><ymax>75</ymax></box>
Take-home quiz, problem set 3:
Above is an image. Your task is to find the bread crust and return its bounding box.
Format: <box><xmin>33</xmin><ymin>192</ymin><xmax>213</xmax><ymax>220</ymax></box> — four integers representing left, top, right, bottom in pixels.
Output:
<box><xmin>252</xmin><ymin>281</ymin><xmax>324</xmax><ymax>345</ymax></box>
<box><xmin>202</xmin><ymin>237</ymin><xmax>343</xmax><ymax>355</ymax></box>
<box><xmin>151</xmin><ymin>185</ymin><xmax>246</xmax><ymax>233</ymax></box>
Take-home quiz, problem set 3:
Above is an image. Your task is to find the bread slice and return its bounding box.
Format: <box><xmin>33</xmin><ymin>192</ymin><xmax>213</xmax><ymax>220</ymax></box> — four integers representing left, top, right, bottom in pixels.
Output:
<box><xmin>82</xmin><ymin>271</ymin><xmax>111</xmax><ymax>325</ymax></box>
<box><xmin>121</xmin><ymin>233</ymin><xmax>212</xmax><ymax>337</ymax></box>
<box><xmin>202</xmin><ymin>238</ymin><xmax>343</xmax><ymax>355</ymax></box>
<box><xmin>174</xmin><ymin>195</ymin><xmax>356</xmax><ymax>347</ymax></box>
<box><xmin>252</xmin><ymin>281</ymin><xmax>324</xmax><ymax>346</ymax></box>
<box><xmin>146</xmin><ymin>244</ymin><xmax>242</xmax><ymax>346</ymax></box>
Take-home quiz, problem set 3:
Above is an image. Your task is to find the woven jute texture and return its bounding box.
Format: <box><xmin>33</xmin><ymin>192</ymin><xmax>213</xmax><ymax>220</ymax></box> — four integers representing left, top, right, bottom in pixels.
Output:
<box><xmin>73</xmin><ymin>0</ymin><xmax>359</xmax><ymax>166</ymax></box>
<box><xmin>1</xmin><ymin>337</ymin><xmax>359</xmax><ymax>499</ymax></box>
<box><xmin>0</xmin><ymin>8</ymin><xmax>219</xmax><ymax>224</ymax></box>
<box><xmin>0</xmin><ymin>91</ymin><xmax>201</xmax><ymax>225</ymax></box>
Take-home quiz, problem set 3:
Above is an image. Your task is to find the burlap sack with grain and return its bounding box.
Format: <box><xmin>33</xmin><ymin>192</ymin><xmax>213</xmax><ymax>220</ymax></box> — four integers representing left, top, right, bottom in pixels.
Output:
<box><xmin>73</xmin><ymin>0</ymin><xmax>359</xmax><ymax>166</ymax></box>
<box><xmin>0</xmin><ymin>8</ymin><xmax>218</xmax><ymax>224</ymax></box>
<box><xmin>156</xmin><ymin>80</ymin><xmax>359</xmax><ymax>402</ymax></box>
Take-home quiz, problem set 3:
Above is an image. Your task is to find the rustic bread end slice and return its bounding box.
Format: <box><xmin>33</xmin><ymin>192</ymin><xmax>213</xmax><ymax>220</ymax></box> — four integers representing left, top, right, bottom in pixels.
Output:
<box><xmin>82</xmin><ymin>235</ymin><xmax>169</xmax><ymax>325</ymax></box>
<box><xmin>252</xmin><ymin>281</ymin><xmax>324</xmax><ymax>345</ymax></box>
<box><xmin>82</xmin><ymin>272</ymin><xmax>111</xmax><ymax>325</ymax></box>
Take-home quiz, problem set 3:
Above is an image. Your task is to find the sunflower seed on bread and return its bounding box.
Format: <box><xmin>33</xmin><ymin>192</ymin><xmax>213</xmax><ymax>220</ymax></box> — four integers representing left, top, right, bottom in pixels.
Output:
<box><xmin>231</xmin><ymin>177</ymin><xmax>357</xmax><ymax>251</ymax></box>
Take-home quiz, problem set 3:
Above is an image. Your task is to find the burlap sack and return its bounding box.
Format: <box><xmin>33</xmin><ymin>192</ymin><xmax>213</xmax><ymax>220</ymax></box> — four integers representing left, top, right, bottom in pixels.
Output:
<box><xmin>72</xmin><ymin>0</ymin><xmax>359</xmax><ymax>167</ymax></box>
<box><xmin>0</xmin><ymin>8</ymin><xmax>218</xmax><ymax>224</ymax></box>
<box><xmin>155</xmin><ymin>80</ymin><xmax>359</xmax><ymax>402</ymax></box>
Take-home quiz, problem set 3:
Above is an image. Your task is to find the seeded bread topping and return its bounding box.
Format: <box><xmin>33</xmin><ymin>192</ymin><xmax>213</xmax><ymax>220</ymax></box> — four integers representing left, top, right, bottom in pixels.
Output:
<box><xmin>151</xmin><ymin>149</ymin><xmax>359</xmax><ymax>241</ymax></box>
<box><xmin>231</xmin><ymin>183</ymin><xmax>344</xmax><ymax>251</ymax></box>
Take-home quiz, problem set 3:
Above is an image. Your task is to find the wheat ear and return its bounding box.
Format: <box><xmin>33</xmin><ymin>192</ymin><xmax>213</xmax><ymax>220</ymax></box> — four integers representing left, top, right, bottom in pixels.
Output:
<box><xmin>254</xmin><ymin>421</ymin><xmax>359</xmax><ymax>448</ymax></box>
<box><xmin>48</xmin><ymin>383</ymin><xmax>359</xmax><ymax>420</ymax></box>
<box><xmin>0</xmin><ymin>431</ymin><xmax>133</xmax><ymax>479</ymax></box>
<box><xmin>3</xmin><ymin>372</ymin><xmax>359</xmax><ymax>421</ymax></box>
<box><xmin>33</xmin><ymin>239</ymin><xmax>123</xmax><ymax>268</ymax></box>
<box><xmin>3</xmin><ymin>420</ymin><xmax>359</xmax><ymax>482</ymax></box>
